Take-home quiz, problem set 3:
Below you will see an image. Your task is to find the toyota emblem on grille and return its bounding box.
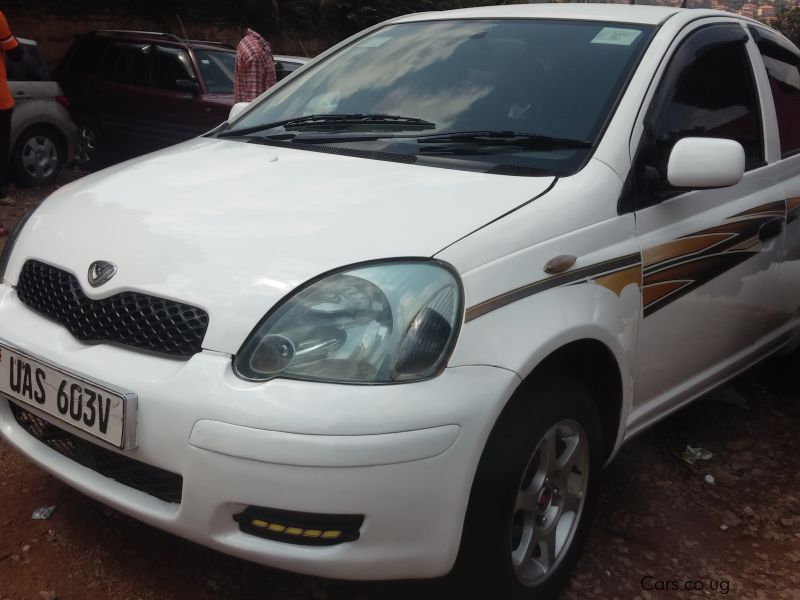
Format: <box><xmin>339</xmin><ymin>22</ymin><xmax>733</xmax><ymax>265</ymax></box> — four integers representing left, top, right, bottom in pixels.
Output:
<box><xmin>88</xmin><ymin>261</ymin><xmax>118</xmax><ymax>288</ymax></box>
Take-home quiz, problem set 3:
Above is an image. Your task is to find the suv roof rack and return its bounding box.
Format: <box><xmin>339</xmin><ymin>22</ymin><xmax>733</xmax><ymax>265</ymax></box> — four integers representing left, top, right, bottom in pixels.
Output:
<box><xmin>89</xmin><ymin>30</ymin><xmax>184</xmax><ymax>43</ymax></box>
<box><xmin>185</xmin><ymin>40</ymin><xmax>235</xmax><ymax>49</ymax></box>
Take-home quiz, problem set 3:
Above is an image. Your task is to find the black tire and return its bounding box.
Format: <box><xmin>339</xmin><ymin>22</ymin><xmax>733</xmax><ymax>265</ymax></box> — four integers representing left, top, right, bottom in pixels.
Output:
<box><xmin>11</xmin><ymin>125</ymin><xmax>65</xmax><ymax>187</ymax></box>
<box><xmin>74</xmin><ymin>116</ymin><xmax>105</xmax><ymax>170</ymax></box>
<box><xmin>453</xmin><ymin>375</ymin><xmax>604</xmax><ymax>600</ymax></box>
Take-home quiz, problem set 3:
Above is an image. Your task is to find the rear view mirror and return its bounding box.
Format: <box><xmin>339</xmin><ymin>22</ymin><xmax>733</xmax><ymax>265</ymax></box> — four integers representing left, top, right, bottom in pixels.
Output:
<box><xmin>176</xmin><ymin>79</ymin><xmax>201</xmax><ymax>96</ymax></box>
<box><xmin>229</xmin><ymin>102</ymin><xmax>251</xmax><ymax>122</ymax></box>
<box><xmin>667</xmin><ymin>137</ymin><xmax>745</xmax><ymax>189</ymax></box>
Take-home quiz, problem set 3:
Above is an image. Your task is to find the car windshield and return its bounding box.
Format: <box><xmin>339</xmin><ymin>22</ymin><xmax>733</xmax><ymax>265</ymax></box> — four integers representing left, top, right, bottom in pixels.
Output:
<box><xmin>220</xmin><ymin>19</ymin><xmax>654</xmax><ymax>175</ymax></box>
<box><xmin>195</xmin><ymin>48</ymin><xmax>235</xmax><ymax>94</ymax></box>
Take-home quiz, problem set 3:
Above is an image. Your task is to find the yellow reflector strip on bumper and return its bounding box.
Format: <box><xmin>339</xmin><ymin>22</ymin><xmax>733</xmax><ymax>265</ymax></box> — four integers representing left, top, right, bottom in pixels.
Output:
<box><xmin>321</xmin><ymin>530</ymin><xmax>342</xmax><ymax>539</ymax></box>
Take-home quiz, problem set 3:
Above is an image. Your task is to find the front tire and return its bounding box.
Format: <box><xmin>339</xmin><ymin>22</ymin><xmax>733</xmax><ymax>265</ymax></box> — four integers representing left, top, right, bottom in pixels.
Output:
<box><xmin>455</xmin><ymin>376</ymin><xmax>603</xmax><ymax>599</ymax></box>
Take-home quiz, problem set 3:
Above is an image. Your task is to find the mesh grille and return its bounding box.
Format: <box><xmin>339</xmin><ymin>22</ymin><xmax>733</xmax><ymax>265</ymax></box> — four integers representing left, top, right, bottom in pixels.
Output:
<box><xmin>10</xmin><ymin>401</ymin><xmax>183</xmax><ymax>504</ymax></box>
<box><xmin>16</xmin><ymin>260</ymin><xmax>209</xmax><ymax>357</ymax></box>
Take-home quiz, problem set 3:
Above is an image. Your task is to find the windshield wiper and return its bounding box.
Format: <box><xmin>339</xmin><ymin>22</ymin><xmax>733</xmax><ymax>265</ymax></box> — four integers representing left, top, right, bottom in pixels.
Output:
<box><xmin>417</xmin><ymin>130</ymin><xmax>592</xmax><ymax>150</ymax></box>
<box><xmin>219</xmin><ymin>114</ymin><xmax>436</xmax><ymax>138</ymax></box>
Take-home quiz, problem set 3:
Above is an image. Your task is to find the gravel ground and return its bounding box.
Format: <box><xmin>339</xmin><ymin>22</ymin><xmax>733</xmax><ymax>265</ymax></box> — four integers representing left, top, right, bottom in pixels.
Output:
<box><xmin>1</xmin><ymin>171</ymin><xmax>799</xmax><ymax>600</ymax></box>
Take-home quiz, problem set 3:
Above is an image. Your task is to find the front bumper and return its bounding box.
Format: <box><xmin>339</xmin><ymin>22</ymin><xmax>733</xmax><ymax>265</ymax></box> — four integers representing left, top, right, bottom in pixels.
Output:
<box><xmin>0</xmin><ymin>285</ymin><xmax>520</xmax><ymax>580</ymax></box>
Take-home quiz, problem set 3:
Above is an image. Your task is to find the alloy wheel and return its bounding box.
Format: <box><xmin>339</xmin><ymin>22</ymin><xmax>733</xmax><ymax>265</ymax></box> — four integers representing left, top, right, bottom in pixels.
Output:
<box><xmin>510</xmin><ymin>419</ymin><xmax>589</xmax><ymax>587</ymax></box>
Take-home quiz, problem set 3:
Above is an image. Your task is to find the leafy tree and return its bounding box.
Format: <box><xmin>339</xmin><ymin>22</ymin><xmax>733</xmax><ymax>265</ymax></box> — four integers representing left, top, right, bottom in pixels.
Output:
<box><xmin>773</xmin><ymin>7</ymin><xmax>800</xmax><ymax>46</ymax></box>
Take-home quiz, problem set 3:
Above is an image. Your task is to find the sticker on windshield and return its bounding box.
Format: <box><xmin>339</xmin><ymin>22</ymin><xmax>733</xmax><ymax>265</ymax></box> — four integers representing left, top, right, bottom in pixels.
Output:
<box><xmin>591</xmin><ymin>28</ymin><xmax>642</xmax><ymax>46</ymax></box>
<box><xmin>357</xmin><ymin>36</ymin><xmax>390</xmax><ymax>48</ymax></box>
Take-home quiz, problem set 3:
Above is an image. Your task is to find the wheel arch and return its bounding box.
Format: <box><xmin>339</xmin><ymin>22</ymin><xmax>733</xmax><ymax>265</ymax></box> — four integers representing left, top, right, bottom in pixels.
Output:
<box><xmin>12</xmin><ymin>121</ymin><xmax>68</xmax><ymax>156</ymax></box>
<box><xmin>517</xmin><ymin>338</ymin><xmax>624</xmax><ymax>462</ymax></box>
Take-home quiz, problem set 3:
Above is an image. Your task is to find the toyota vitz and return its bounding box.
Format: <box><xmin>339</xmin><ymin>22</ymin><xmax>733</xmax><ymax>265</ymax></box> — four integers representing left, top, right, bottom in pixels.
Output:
<box><xmin>1</xmin><ymin>4</ymin><xmax>799</xmax><ymax>598</ymax></box>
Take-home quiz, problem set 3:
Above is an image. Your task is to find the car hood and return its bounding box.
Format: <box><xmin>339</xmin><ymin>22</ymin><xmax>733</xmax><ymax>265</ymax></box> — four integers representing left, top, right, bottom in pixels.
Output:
<box><xmin>9</xmin><ymin>137</ymin><xmax>554</xmax><ymax>354</ymax></box>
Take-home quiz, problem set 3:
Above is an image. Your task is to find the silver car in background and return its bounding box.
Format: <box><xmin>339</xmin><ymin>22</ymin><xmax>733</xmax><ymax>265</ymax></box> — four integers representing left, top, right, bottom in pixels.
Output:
<box><xmin>5</xmin><ymin>38</ymin><xmax>77</xmax><ymax>186</ymax></box>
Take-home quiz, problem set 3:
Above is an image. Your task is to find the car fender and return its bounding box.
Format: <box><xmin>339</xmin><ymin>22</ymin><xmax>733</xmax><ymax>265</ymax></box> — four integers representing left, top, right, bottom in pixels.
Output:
<box><xmin>440</xmin><ymin>159</ymin><xmax>640</xmax><ymax>459</ymax></box>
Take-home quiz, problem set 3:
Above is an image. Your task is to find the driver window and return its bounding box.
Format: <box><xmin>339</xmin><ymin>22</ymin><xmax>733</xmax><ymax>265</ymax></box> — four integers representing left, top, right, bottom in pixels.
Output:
<box><xmin>635</xmin><ymin>31</ymin><xmax>763</xmax><ymax>204</ymax></box>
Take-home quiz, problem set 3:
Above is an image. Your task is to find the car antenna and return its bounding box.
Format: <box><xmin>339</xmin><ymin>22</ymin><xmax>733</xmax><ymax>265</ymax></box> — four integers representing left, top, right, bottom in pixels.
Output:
<box><xmin>176</xmin><ymin>14</ymin><xmax>189</xmax><ymax>40</ymax></box>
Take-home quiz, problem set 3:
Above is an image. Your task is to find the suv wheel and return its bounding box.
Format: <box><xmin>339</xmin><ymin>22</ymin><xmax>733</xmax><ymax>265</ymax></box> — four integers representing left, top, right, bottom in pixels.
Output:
<box><xmin>455</xmin><ymin>377</ymin><xmax>603</xmax><ymax>599</ymax></box>
<box><xmin>12</xmin><ymin>126</ymin><xmax>65</xmax><ymax>187</ymax></box>
<box><xmin>75</xmin><ymin>117</ymin><xmax>104</xmax><ymax>170</ymax></box>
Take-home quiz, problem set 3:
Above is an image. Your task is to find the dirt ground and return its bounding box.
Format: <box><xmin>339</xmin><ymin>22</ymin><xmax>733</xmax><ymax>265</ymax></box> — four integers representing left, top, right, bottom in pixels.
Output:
<box><xmin>1</xmin><ymin>171</ymin><xmax>799</xmax><ymax>600</ymax></box>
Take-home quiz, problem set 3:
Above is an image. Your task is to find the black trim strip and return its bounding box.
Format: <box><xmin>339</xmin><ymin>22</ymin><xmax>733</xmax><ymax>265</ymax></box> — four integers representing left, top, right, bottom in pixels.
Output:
<box><xmin>465</xmin><ymin>253</ymin><xmax>640</xmax><ymax>322</ymax></box>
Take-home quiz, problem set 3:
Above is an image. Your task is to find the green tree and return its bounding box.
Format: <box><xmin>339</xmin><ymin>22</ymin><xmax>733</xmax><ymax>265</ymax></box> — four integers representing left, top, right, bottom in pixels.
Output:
<box><xmin>773</xmin><ymin>7</ymin><xmax>800</xmax><ymax>46</ymax></box>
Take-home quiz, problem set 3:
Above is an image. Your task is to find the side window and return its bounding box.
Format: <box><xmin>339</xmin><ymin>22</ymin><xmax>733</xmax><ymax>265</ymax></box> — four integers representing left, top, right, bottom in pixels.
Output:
<box><xmin>635</xmin><ymin>25</ymin><xmax>763</xmax><ymax>205</ymax></box>
<box><xmin>152</xmin><ymin>45</ymin><xmax>195</xmax><ymax>91</ymax></box>
<box><xmin>755</xmin><ymin>39</ymin><xmax>800</xmax><ymax>157</ymax></box>
<box><xmin>5</xmin><ymin>45</ymin><xmax>50</xmax><ymax>82</ymax></box>
<box><xmin>68</xmin><ymin>38</ymin><xmax>108</xmax><ymax>75</ymax></box>
<box><xmin>100</xmin><ymin>43</ymin><xmax>151</xmax><ymax>87</ymax></box>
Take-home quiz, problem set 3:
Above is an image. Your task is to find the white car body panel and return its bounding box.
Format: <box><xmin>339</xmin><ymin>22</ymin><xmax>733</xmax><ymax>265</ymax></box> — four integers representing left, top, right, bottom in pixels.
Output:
<box><xmin>6</xmin><ymin>137</ymin><xmax>554</xmax><ymax>354</ymax></box>
<box><xmin>1</xmin><ymin>3</ymin><xmax>799</xmax><ymax>583</ymax></box>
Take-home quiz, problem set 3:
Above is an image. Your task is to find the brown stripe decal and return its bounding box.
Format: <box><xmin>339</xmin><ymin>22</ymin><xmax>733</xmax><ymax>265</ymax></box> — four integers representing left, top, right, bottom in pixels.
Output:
<box><xmin>642</xmin><ymin>200</ymin><xmax>784</xmax><ymax>317</ymax></box>
<box><xmin>463</xmin><ymin>201</ymin><xmax>787</xmax><ymax>323</ymax></box>
<box><xmin>593</xmin><ymin>265</ymin><xmax>642</xmax><ymax>297</ymax></box>
<box><xmin>465</xmin><ymin>254</ymin><xmax>641</xmax><ymax>322</ymax></box>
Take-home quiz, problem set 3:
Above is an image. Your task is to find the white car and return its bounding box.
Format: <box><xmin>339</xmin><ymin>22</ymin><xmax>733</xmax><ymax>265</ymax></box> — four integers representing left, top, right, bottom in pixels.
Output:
<box><xmin>1</xmin><ymin>4</ymin><xmax>799</xmax><ymax>598</ymax></box>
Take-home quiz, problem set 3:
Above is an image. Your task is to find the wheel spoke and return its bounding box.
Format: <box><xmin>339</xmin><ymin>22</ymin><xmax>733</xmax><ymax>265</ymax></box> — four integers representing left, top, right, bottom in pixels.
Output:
<box><xmin>556</xmin><ymin>433</ymin><xmax>581</xmax><ymax>474</ymax></box>
<box><xmin>537</xmin><ymin>521</ymin><xmax>558</xmax><ymax>572</ymax></box>
<box><xmin>562</xmin><ymin>489</ymin><xmax>583</xmax><ymax>514</ymax></box>
<box><xmin>511</xmin><ymin>522</ymin><xmax>536</xmax><ymax>567</ymax></box>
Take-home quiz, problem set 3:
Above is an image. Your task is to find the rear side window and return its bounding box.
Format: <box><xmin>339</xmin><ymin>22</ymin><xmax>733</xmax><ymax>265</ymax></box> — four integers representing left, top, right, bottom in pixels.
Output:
<box><xmin>67</xmin><ymin>38</ymin><xmax>108</xmax><ymax>75</ymax></box>
<box><xmin>100</xmin><ymin>42</ymin><xmax>151</xmax><ymax>87</ymax></box>
<box><xmin>5</xmin><ymin>44</ymin><xmax>50</xmax><ymax>81</ymax></box>
<box><xmin>756</xmin><ymin>39</ymin><xmax>800</xmax><ymax>157</ymax></box>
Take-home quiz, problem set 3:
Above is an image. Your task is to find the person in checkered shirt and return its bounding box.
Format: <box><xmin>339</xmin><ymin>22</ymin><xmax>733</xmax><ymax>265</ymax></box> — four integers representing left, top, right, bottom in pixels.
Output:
<box><xmin>234</xmin><ymin>25</ymin><xmax>277</xmax><ymax>103</ymax></box>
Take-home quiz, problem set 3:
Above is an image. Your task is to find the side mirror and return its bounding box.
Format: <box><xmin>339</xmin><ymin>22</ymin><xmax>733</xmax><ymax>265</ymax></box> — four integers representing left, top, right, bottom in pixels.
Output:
<box><xmin>176</xmin><ymin>79</ymin><xmax>201</xmax><ymax>96</ymax></box>
<box><xmin>667</xmin><ymin>137</ymin><xmax>745</xmax><ymax>189</ymax></box>
<box><xmin>229</xmin><ymin>101</ymin><xmax>251</xmax><ymax>122</ymax></box>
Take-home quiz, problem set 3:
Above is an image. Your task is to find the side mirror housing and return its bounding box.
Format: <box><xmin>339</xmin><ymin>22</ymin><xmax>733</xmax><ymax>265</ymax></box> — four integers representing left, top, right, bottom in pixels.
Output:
<box><xmin>667</xmin><ymin>137</ymin><xmax>745</xmax><ymax>189</ymax></box>
<box><xmin>176</xmin><ymin>79</ymin><xmax>201</xmax><ymax>96</ymax></box>
<box><xmin>229</xmin><ymin>102</ymin><xmax>251</xmax><ymax>122</ymax></box>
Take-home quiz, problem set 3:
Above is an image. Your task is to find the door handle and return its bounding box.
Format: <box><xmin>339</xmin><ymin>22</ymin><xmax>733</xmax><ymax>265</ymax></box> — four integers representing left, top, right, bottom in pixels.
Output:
<box><xmin>14</xmin><ymin>91</ymin><xmax>26</xmax><ymax>97</ymax></box>
<box><xmin>759</xmin><ymin>217</ymin><xmax>783</xmax><ymax>242</ymax></box>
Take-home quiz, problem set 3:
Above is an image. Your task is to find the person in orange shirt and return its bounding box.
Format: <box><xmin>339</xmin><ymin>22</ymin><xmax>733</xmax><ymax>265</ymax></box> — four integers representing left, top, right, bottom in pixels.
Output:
<box><xmin>0</xmin><ymin>9</ymin><xmax>21</xmax><ymax>235</ymax></box>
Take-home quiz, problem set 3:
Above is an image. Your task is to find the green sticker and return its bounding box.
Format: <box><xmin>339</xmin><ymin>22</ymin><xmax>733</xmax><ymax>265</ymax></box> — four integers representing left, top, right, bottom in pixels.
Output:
<box><xmin>591</xmin><ymin>27</ymin><xmax>642</xmax><ymax>46</ymax></box>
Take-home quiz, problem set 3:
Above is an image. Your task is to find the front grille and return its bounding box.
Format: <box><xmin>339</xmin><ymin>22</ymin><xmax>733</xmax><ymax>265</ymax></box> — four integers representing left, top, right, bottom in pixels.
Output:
<box><xmin>16</xmin><ymin>260</ymin><xmax>209</xmax><ymax>357</ymax></box>
<box><xmin>9</xmin><ymin>401</ymin><xmax>183</xmax><ymax>504</ymax></box>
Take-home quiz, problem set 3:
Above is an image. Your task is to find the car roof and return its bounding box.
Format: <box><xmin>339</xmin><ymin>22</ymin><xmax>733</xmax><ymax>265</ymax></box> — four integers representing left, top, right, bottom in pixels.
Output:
<box><xmin>391</xmin><ymin>3</ymin><xmax>731</xmax><ymax>26</ymax></box>
<box><xmin>273</xmin><ymin>55</ymin><xmax>309</xmax><ymax>63</ymax></box>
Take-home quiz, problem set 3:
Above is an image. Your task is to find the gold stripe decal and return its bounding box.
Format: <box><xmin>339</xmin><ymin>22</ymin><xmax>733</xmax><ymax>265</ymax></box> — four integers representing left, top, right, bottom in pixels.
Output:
<box><xmin>642</xmin><ymin>200</ymin><xmax>784</xmax><ymax>317</ymax></box>
<box><xmin>593</xmin><ymin>265</ymin><xmax>642</xmax><ymax>297</ymax></box>
<box><xmin>465</xmin><ymin>254</ymin><xmax>641</xmax><ymax>323</ymax></box>
<box><xmin>463</xmin><ymin>201</ymin><xmax>786</xmax><ymax>323</ymax></box>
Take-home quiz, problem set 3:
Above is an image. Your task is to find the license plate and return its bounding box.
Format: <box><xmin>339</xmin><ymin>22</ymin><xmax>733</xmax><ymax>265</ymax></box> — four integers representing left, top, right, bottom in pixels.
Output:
<box><xmin>0</xmin><ymin>344</ymin><xmax>136</xmax><ymax>448</ymax></box>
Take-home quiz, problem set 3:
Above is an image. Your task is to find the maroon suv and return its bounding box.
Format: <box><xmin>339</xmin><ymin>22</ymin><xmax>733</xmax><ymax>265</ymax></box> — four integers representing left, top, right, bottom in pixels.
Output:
<box><xmin>56</xmin><ymin>30</ymin><xmax>306</xmax><ymax>168</ymax></box>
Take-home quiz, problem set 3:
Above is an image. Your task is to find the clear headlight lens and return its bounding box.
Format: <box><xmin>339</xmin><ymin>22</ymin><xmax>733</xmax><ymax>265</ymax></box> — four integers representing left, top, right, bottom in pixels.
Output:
<box><xmin>0</xmin><ymin>207</ymin><xmax>37</xmax><ymax>284</ymax></box>
<box><xmin>234</xmin><ymin>261</ymin><xmax>463</xmax><ymax>384</ymax></box>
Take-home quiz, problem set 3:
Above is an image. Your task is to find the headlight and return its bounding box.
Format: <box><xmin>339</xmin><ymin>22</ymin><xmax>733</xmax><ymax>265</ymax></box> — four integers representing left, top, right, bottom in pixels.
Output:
<box><xmin>235</xmin><ymin>260</ymin><xmax>463</xmax><ymax>384</ymax></box>
<box><xmin>0</xmin><ymin>206</ymin><xmax>37</xmax><ymax>284</ymax></box>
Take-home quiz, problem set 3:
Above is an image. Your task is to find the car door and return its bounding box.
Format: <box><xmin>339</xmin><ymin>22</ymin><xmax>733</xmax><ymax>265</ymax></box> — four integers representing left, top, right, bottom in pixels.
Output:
<box><xmin>95</xmin><ymin>41</ymin><xmax>154</xmax><ymax>144</ymax></box>
<box><xmin>146</xmin><ymin>44</ymin><xmax>217</xmax><ymax>145</ymax></box>
<box><xmin>627</xmin><ymin>22</ymin><xmax>786</xmax><ymax>427</ymax></box>
<box><xmin>749</xmin><ymin>28</ymin><xmax>800</xmax><ymax>325</ymax></box>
